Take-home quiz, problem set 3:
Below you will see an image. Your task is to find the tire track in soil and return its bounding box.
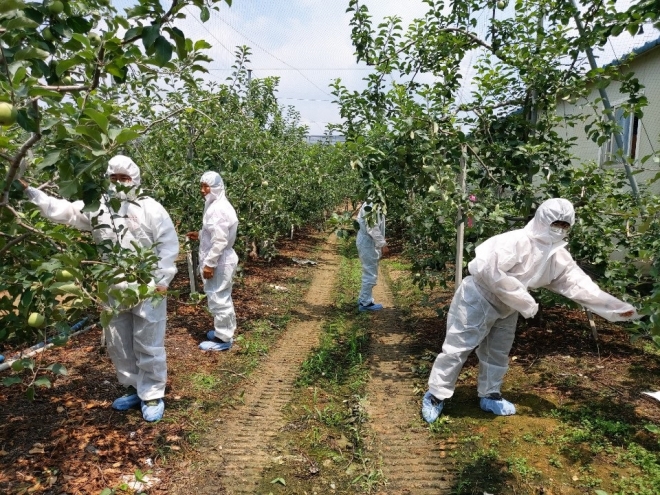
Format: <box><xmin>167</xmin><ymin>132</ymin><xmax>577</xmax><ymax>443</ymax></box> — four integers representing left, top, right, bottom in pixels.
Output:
<box><xmin>172</xmin><ymin>236</ymin><xmax>340</xmax><ymax>495</ymax></box>
<box><xmin>365</xmin><ymin>269</ymin><xmax>456</xmax><ymax>494</ymax></box>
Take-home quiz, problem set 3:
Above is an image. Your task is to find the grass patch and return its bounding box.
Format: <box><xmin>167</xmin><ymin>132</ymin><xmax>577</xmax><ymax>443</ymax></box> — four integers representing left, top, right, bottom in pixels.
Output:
<box><xmin>254</xmin><ymin>237</ymin><xmax>379</xmax><ymax>494</ymax></box>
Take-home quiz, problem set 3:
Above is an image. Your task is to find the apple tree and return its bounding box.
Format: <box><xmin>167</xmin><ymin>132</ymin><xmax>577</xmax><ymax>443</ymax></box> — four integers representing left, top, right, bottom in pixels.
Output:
<box><xmin>0</xmin><ymin>0</ymin><xmax>231</xmax><ymax>393</ymax></box>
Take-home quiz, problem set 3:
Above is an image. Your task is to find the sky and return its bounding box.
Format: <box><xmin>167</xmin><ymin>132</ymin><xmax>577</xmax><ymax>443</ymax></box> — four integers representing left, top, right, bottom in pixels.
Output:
<box><xmin>115</xmin><ymin>0</ymin><xmax>659</xmax><ymax>136</ymax></box>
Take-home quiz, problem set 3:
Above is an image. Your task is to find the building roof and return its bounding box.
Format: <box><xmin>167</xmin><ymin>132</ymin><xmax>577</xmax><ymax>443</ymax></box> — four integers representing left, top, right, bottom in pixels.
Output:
<box><xmin>604</xmin><ymin>34</ymin><xmax>660</xmax><ymax>68</ymax></box>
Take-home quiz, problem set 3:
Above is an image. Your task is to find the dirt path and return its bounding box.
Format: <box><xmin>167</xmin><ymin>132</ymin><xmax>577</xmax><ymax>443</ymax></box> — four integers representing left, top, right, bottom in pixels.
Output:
<box><xmin>170</xmin><ymin>236</ymin><xmax>340</xmax><ymax>494</ymax></box>
<box><xmin>364</xmin><ymin>269</ymin><xmax>456</xmax><ymax>494</ymax></box>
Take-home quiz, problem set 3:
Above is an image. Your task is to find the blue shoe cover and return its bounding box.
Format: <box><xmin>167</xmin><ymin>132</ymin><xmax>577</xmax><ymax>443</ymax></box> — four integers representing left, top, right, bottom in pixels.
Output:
<box><xmin>206</xmin><ymin>330</ymin><xmax>216</xmax><ymax>340</ymax></box>
<box><xmin>199</xmin><ymin>338</ymin><xmax>233</xmax><ymax>351</ymax></box>
<box><xmin>141</xmin><ymin>399</ymin><xmax>164</xmax><ymax>422</ymax></box>
<box><xmin>480</xmin><ymin>394</ymin><xmax>516</xmax><ymax>416</ymax></box>
<box><xmin>358</xmin><ymin>302</ymin><xmax>383</xmax><ymax>312</ymax></box>
<box><xmin>112</xmin><ymin>389</ymin><xmax>141</xmax><ymax>411</ymax></box>
<box><xmin>421</xmin><ymin>391</ymin><xmax>444</xmax><ymax>423</ymax></box>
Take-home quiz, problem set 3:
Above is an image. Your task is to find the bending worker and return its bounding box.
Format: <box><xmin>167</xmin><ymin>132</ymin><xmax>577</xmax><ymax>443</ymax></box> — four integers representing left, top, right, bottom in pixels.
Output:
<box><xmin>187</xmin><ymin>172</ymin><xmax>239</xmax><ymax>351</ymax></box>
<box><xmin>356</xmin><ymin>201</ymin><xmax>389</xmax><ymax>311</ymax></box>
<box><xmin>422</xmin><ymin>198</ymin><xmax>638</xmax><ymax>423</ymax></box>
<box><xmin>21</xmin><ymin>156</ymin><xmax>178</xmax><ymax>422</ymax></box>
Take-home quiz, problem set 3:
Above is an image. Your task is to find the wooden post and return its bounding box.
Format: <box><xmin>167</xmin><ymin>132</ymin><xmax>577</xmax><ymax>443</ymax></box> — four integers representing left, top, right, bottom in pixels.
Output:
<box><xmin>455</xmin><ymin>146</ymin><xmax>467</xmax><ymax>292</ymax></box>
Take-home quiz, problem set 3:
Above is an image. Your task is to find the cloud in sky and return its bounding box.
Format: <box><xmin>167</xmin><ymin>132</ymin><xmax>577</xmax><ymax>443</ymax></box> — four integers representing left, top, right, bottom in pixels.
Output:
<box><xmin>113</xmin><ymin>0</ymin><xmax>659</xmax><ymax>135</ymax></box>
<box><xmin>169</xmin><ymin>0</ymin><xmax>433</xmax><ymax>135</ymax></box>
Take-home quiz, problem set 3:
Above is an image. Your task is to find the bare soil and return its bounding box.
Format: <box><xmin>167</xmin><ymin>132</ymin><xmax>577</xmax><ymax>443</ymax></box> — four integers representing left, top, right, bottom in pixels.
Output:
<box><xmin>0</xmin><ymin>228</ymin><xmax>325</xmax><ymax>495</ymax></box>
<box><xmin>167</xmin><ymin>235</ymin><xmax>340</xmax><ymax>494</ymax></box>
<box><xmin>363</xmin><ymin>271</ymin><xmax>456</xmax><ymax>494</ymax></box>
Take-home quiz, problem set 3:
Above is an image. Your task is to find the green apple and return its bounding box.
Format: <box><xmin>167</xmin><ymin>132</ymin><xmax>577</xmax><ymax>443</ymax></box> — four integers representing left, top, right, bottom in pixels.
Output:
<box><xmin>56</xmin><ymin>269</ymin><xmax>75</xmax><ymax>282</ymax></box>
<box><xmin>0</xmin><ymin>102</ymin><xmax>17</xmax><ymax>126</ymax></box>
<box><xmin>43</xmin><ymin>27</ymin><xmax>54</xmax><ymax>41</ymax></box>
<box><xmin>89</xmin><ymin>32</ymin><xmax>102</xmax><ymax>47</ymax></box>
<box><xmin>28</xmin><ymin>312</ymin><xmax>46</xmax><ymax>328</ymax></box>
<box><xmin>497</xmin><ymin>1</ymin><xmax>505</xmax><ymax>8</ymax></box>
<box><xmin>48</xmin><ymin>0</ymin><xmax>64</xmax><ymax>14</ymax></box>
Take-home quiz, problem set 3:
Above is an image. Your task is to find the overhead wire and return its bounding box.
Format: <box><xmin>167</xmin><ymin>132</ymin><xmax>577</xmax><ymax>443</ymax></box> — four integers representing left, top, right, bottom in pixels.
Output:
<box><xmin>211</xmin><ymin>15</ymin><xmax>334</xmax><ymax>97</ymax></box>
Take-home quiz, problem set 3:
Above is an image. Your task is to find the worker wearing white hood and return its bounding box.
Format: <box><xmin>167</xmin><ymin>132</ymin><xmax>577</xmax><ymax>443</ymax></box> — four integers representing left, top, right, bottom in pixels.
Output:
<box><xmin>186</xmin><ymin>171</ymin><xmax>239</xmax><ymax>351</ymax></box>
<box><xmin>421</xmin><ymin>198</ymin><xmax>638</xmax><ymax>423</ymax></box>
<box><xmin>356</xmin><ymin>202</ymin><xmax>388</xmax><ymax>311</ymax></box>
<box><xmin>21</xmin><ymin>155</ymin><xmax>179</xmax><ymax>422</ymax></box>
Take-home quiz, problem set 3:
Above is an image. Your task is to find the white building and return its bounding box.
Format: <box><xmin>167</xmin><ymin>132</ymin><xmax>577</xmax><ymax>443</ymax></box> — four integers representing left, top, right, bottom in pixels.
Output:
<box><xmin>556</xmin><ymin>35</ymin><xmax>660</xmax><ymax>191</ymax></box>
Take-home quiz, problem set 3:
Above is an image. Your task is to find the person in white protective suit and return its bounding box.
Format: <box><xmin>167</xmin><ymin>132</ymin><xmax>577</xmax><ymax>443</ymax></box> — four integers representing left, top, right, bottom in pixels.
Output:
<box><xmin>186</xmin><ymin>172</ymin><xmax>239</xmax><ymax>351</ymax></box>
<box><xmin>20</xmin><ymin>156</ymin><xmax>179</xmax><ymax>422</ymax></box>
<box><xmin>421</xmin><ymin>198</ymin><xmax>639</xmax><ymax>423</ymax></box>
<box><xmin>356</xmin><ymin>202</ymin><xmax>389</xmax><ymax>311</ymax></box>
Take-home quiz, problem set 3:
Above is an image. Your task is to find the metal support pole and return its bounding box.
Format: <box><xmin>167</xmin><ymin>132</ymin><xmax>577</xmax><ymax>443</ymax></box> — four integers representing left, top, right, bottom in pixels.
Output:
<box><xmin>186</xmin><ymin>240</ymin><xmax>198</xmax><ymax>294</ymax></box>
<box><xmin>568</xmin><ymin>0</ymin><xmax>640</xmax><ymax>199</ymax></box>
<box><xmin>455</xmin><ymin>147</ymin><xmax>467</xmax><ymax>292</ymax></box>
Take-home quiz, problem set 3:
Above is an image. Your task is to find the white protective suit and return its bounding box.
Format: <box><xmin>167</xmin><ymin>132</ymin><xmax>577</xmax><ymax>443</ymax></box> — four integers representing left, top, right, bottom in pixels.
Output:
<box><xmin>427</xmin><ymin>198</ymin><xmax>638</xmax><ymax>400</ymax></box>
<box><xmin>356</xmin><ymin>203</ymin><xmax>387</xmax><ymax>306</ymax></box>
<box><xmin>198</xmin><ymin>172</ymin><xmax>239</xmax><ymax>342</ymax></box>
<box><xmin>26</xmin><ymin>155</ymin><xmax>179</xmax><ymax>401</ymax></box>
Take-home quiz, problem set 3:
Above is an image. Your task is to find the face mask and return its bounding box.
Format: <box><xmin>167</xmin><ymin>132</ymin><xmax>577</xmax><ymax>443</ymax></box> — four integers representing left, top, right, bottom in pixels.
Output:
<box><xmin>549</xmin><ymin>225</ymin><xmax>569</xmax><ymax>241</ymax></box>
<box><xmin>108</xmin><ymin>182</ymin><xmax>135</xmax><ymax>201</ymax></box>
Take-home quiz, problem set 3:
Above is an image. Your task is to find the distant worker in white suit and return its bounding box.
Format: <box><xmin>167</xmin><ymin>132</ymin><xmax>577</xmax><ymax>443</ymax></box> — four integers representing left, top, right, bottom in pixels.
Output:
<box><xmin>356</xmin><ymin>201</ymin><xmax>389</xmax><ymax>311</ymax></box>
<box><xmin>20</xmin><ymin>155</ymin><xmax>179</xmax><ymax>422</ymax></box>
<box><xmin>186</xmin><ymin>171</ymin><xmax>239</xmax><ymax>351</ymax></box>
<box><xmin>421</xmin><ymin>198</ymin><xmax>639</xmax><ymax>423</ymax></box>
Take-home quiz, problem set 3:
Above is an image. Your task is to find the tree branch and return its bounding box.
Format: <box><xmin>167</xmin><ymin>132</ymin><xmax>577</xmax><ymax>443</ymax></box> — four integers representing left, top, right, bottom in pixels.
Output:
<box><xmin>0</xmin><ymin>232</ymin><xmax>31</xmax><ymax>258</ymax></box>
<box><xmin>38</xmin><ymin>84</ymin><xmax>90</xmax><ymax>92</ymax></box>
<box><xmin>458</xmin><ymin>98</ymin><xmax>525</xmax><ymax>113</ymax></box>
<box><xmin>465</xmin><ymin>143</ymin><xmax>499</xmax><ymax>184</ymax></box>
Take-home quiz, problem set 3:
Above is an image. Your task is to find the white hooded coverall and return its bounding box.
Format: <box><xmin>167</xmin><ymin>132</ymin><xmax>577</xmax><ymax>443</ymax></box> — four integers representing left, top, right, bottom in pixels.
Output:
<box><xmin>356</xmin><ymin>203</ymin><xmax>387</xmax><ymax>306</ymax></box>
<box><xmin>427</xmin><ymin>198</ymin><xmax>638</xmax><ymax>401</ymax></box>
<box><xmin>26</xmin><ymin>155</ymin><xmax>179</xmax><ymax>401</ymax></box>
<box><xmin>198</xmin><ymin>172</ymin><xmax>239</xmax><ymax>342</ymax></box>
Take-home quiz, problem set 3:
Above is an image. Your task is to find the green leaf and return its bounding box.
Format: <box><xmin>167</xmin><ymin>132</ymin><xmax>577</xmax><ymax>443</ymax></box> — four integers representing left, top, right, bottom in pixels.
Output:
<box><xmin>17</xmin><ymin>109</ymin><xmax>39</xmax><ymax>133</ymax></box>
<box><xmin>84</xmin><ymin>108</ymin><xmax>109</xmax><ymax>133</ymax></box>
<box><xmin>114</xmin><ymin>128</ymin><xmax>141</xmax><ymax>145</ymax></box>
<box><xmin>99</xmin><ymin>489</ymin><xmax>114</xmax><ymax>495</ymax></box>
<box><xmin>66</xmin><ymin>16</ymin><xmax>93</xmax><ymax>34</ymax></box>
<box><xmin>0</xmin><ymin>0</ymin><xmax>25</xmax><ymax>14</ymax></box>
<box><xmin>224</xmin><ymin>0</ymin><xmax>232</xmax><ymax>5</ymax></box>
<box><xmin>47</xmin><ymin>363</ymin><xmax>68</xmax><ymax>376</ymax></box>
<box><xmin>594</xmin><ymin>490</ymin><xmax>609</xmax><ymax>495</ymax></box>
<box><xmin>13</xmin><ymin>47</ymin><xmax>50</xmax><ymax>61</ymax></box>
<box><xmin>37</xmin><ymin>150</ymin><xmax>61</xmax><ymax>170</ymax></box>
<box><xmin>270</xmin><ymin>478</ymin><xmax>286</xmax><ymax>486</ymax></box>
<box><xmin>2</xmin><ymin>377</ymin><xmax>23</xmax><ymax>387</ymax></box>
<box><xmin>100</xmin><ymin>310</ymin><xmax>113</xmax><ymax>328</ymax></box>
<box><xmin>4</xmin><ymin>15</ymin><xmax>39</xmax><ymax>29</ymax></box>
<box><xmin>200</xmin><ymin>6</ymin><xmax>210</xmax><ymax>22</ymax></box>
<box><xmin>123</xmin><ymin>26</ymin><xmax>143</xmax><ymax>41</ymax></box>
<box><xmin>26</xmin><ymin>385</ymin><xmax>35</xmax><ymax>401</ymax></box>
<box><xmin>142</xmin><ymin>24</ymin><xmax>160</xmax><ymax>49</ymax></box>
<box><xmin>34</xmin><ymin>376</ymin><xmax>52</xmax><ymax>388</ymax></box>
<box><xmin>194</xmin><ymin>39</ymin><xmax>212</xmax><ymax>51</ymax></box>
<box><xmin>153</xmin><ymin>36</ymin><xmax>173</xmax><ymax>67</ymax></box>
<box><xmin>56</xmin><ymin>57</ymin><xmax>83</xmax><ymax>77</ymax></box>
